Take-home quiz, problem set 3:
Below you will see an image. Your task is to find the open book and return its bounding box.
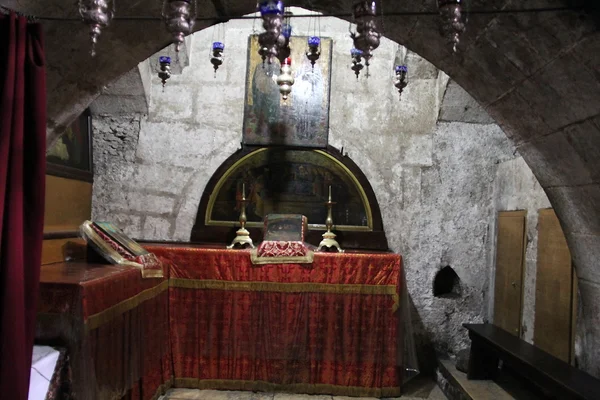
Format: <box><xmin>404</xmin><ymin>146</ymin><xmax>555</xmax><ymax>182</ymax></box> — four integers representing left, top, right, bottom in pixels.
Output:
<box><xmin>79</xmin><ymin>221</ymin><xmax>164</xmax><ymax>278</ymax></box>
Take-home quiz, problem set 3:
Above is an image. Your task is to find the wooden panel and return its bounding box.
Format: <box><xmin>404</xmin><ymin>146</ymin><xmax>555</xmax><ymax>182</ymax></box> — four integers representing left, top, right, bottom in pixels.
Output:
<box><xmin>44</xmin><ymin>174</ymin><xmax>92</xmax><ymax>233</ymax></box>
<box><xmin>41</xmin><ymin>238</ymin><xmax>87</xmax><ymax>265</ymax></box>
<box><xmin>534</xmin><ymin>208</ymin><xmax>573</xmax><ymax>362</ymax></box>
<box><xmin>494</xmin><ymin>211</ymin><xmax>526</xmax><ymax>337</ymax></box>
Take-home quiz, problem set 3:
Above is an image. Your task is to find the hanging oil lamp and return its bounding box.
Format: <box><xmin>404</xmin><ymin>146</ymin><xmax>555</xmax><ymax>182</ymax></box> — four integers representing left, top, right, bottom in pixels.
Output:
<box><xmin>257</xmin><ymin>0</ymin><xmax>285</xmax><ymax>64</ymax></box>
<box><xmin>277</xmin><ymin>20</ymin><xmax>292</xmax><ymax>64</ymax></box>
<box><xmin>78</xmin><ymin>0</ymin><xmax>115</xmax><ymax>57</ymax></box>
<box><xmin>438</xmin><ymin>0</ymin><xmax>466</xmax><ymax>52</ymax></box>
<box><xmin>276</xmin><ymin>57</ymin><xmax>295</xmax><ymax>101</ymax></box>
<box><xmin>162</xmin><ymin>0</ymin><xmax>197</xmax><ymax>52</ymax></box>
<box><xmin>350</xmin><ymin>48</ymin><xmax>364</xmax><ymax>79</ymax></box>
<box><xmin>394</xmin><ymin>65</ymin><xmax>408</xmax><ymax>100</ymax></box>
<box><xmin>210</xmin><ymin>41</ymin><xmax>224</xmax><ymax>77</ymax></box>
<box><xmin>306</xmin><ymin>36</ymin><xmax>321</xmax><ymax>70</ymax></box>
<box><xmin>158</xmin><ymin>56</ymin><xmax>171</xmax><ymax>89</ymax></box>
<box><xmin>350</xmin><ymin>1</ymin><xmax>381</xmax><ymax>75</ymax></box>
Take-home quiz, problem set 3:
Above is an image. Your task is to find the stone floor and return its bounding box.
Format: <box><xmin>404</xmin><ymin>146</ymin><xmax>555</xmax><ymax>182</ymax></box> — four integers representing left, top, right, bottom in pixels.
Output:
<box><xmin>160</xmin><ymin>377</ymin><xmax>448</xmax><ymax>400</ymax></box>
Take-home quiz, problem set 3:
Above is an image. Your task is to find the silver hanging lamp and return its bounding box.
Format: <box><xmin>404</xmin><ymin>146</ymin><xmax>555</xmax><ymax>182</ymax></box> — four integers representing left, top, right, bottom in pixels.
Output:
<box><xmin>276</xmin><ymin>57</ymin><xmax>295</xmax><ymax>101</ymax></box>
<box><xmin>438</xmin><ymin>0</ymin><xmax>466</xmax><ymax>52</ymax></box>
<box><xmin>257</xmin><ymin>0</ymin><xmax>285</xmax><ymax>65</ymax></box>
<box><xmin>158</xmin><ymin>56</ymin><xmax>172</xmax><ymax>89</ymax></box>
<box><xmin>393</xmin><ymin>65</ymin><xmax>408</xmax><ymax>100</ymax></box>
<box><xmin>305</xmin><ymin>9</ymin><xmax>321</xmax><ymax>70</ymax></box>
<box><xmin>350</xmin><ymin>48</ymin><xmax>364</xmax><ymax>79</ymax></box>
<box><xmin>162</xmin><ymin>0</ymin><xmax>197</xmax><ymax>52</ymax></box>
<box><xmin>78</xmin><ymin>0</ymin><xmax>115</xmax><ymax>57</ymax></box>
<box><xmin>210</xmin><ymin>21</ymin><xmax>226</xmax><ymax>77</ymax></box>
<box><xmin>350</xmin><ymin>1</ymin><xmax>381</xmax><ymax>77</ymax></box>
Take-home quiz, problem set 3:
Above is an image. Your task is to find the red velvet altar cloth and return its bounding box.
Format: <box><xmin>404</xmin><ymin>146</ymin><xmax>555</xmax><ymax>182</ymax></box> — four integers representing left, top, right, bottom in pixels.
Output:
<box><xmin>36</xmin><ymin>262</ymin><xmax>172</xmax><ymax>400</ymax></box>
<box><xmin>146</xmin><ymin>245</ymin><xmax>403</xmax><ymax>397</ymax></box>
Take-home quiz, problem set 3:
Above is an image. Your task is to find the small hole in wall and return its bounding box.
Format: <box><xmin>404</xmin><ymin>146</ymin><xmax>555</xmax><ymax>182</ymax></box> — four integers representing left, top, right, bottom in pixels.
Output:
<box><xmin>433</xmin><ymin>266</ymin><xmax>461</xmax><ymax>298</ymax></box>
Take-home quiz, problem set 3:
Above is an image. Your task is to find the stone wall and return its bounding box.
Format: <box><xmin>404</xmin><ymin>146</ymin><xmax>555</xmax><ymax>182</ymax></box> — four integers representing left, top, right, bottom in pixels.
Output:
<box><xmin>91</xmin><ymin>9</ymin><xmax>519</xmax><ymax>365</ymax></box>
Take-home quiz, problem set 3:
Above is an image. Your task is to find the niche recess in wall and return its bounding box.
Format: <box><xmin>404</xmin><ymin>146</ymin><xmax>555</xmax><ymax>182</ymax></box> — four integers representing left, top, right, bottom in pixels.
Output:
<box><xmin>433</xmin><ymin>266</ymin><xmax>461</xmax><ymax>298</ymax></box>
<box><xmin>191</xmin><ymin>146</ymin><xmax>388</xmax><ymax>250</ymax></box>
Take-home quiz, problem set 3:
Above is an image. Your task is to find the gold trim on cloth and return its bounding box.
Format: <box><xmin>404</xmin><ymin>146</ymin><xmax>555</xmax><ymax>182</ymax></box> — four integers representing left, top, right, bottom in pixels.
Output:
<box><xmin>250</xmin><ymin>249</ymin><xmax>314</xmax><ymax>264</ymax></box>
<box><xmin>85</xmin><ymin>280</ymin><xmax>169</xmax><ymax>331</ymax></box>
<box><xmin>173</xmin><ymin>378</ymin><xmax>401</xmax><ymax>398</ymax></box>
<box><xmin>169</xmin><ymin>279</ymin><xmax>399</xmax><ymax>313</ymax></box>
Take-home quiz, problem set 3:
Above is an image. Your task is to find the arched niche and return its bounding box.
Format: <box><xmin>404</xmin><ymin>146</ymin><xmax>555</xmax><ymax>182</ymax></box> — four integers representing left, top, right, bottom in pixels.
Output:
<box><xmin>191</xmin><ymin>146</ymin><xmax>388</xmax><ymax>250</ymax></box>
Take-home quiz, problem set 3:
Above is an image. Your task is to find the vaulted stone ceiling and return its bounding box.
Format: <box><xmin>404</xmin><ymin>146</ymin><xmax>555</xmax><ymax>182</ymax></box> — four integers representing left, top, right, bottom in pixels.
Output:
<box><xmin>6</xmin><ymin>0</ymin><xmax>600</xmax><ymax>377</ymax></box>
<box><xmin>5</xmin><ymin>0</ymin><xmax>596</xmax><ymax>146</ymax></box>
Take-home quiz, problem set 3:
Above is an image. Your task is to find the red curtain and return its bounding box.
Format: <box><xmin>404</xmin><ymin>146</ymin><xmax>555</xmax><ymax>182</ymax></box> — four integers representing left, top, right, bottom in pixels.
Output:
<box><xmin>0</xmin><ymin>11</ymin><xmax>46</xmax><ymax>400</ymax></box>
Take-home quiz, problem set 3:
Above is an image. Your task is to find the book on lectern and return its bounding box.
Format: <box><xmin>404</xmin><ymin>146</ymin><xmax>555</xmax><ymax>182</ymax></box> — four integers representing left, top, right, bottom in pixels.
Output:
<box><xmin>79</xmin><ymin>220</ymin><xmax>164</xmax><ymax>278</ymax></box>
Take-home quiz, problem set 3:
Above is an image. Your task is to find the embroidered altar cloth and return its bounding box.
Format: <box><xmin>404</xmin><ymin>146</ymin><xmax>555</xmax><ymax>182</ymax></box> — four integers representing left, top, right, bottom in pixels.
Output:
<box><xmin>146</xmin><ymin>245</ymin><xmax>403</xmax><ymax>398</ymax></box>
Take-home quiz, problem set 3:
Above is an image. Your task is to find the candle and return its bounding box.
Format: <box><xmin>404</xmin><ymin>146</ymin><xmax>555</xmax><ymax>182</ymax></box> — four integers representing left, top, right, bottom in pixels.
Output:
<box><xmin>328</xmin><ymin>185</ymin><xmax>332</xmax><ymax>202</ymax></box>
<box><xmin>242</xmin><ymin>183</ymin><xmax>246</xmax><ymax>201</ymax></box>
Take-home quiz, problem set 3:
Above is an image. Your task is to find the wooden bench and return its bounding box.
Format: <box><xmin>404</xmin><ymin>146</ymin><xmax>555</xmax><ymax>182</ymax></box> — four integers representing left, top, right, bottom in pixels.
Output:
<box><xmin>463</xmin><ymin>323</ymin><xmax>600</xmax><ymax>400</ymax></box>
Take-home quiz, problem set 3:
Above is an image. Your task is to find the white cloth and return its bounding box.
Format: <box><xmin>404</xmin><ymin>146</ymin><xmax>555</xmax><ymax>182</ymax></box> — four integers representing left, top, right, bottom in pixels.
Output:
<box><xmin>29</xmin><ymin>346</ymin><xmax>59</xmax><ymax>400</ymax></box>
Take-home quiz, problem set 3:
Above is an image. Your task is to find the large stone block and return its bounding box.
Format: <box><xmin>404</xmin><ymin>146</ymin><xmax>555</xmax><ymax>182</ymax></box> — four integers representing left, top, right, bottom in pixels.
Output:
<box><xmin>575</xmin><ymin>279</ymin><xmax>600</xmax><ymax>378</ymax></box>
<box><xmin>142</xmin><ymin>216</ymin><xmax>172</xmax><ymax>240</ymax></box>
<box><xmin>149</xmin><ymin>82</ymin><xmax>194</xmax><ymax>121</ymax></box>
<box><xmin>94</xmin><ymin>190</ymin><xmax>176</xmax><ymax>215</ymax></box>
<box><xmin>517</xmin><ymin>130</ymin><xmax>594</xmax><ymax>187</ymax></box>
<box><xmin>406</xmin><ymin>50</ymin><xmax>438</xmax><ymax>80</ymax></box>
<box><xmin>493</xmin><ymin>157</ymin><xmax>551</xmax><ymax>212</ymax></box>
<box><xmin>563</xmin><ymin>117</ymin><xmax>600</xmax><ymax>183</ymax></box>
<box><xmin>531</xmin><ymin>49</ymin><xmax>600</xmax><ymax>132</ymax></box>
<box><xmin>545</xmin><ymin>184</ymin><xmax>600</xmax><ymax>236</ymax></box>
<box><xmin>439</xmin><ymin>80</ymin><xmax>495</xmax><ymax>124</ymax></box>
<box><xmin>567</xmin><ymin>233</ymin><xmax>600</xmax><ymax>284</ymax></box>
<box><xmin>136</xmin><ymin>121</ymin><xmax>236</xmax><ymax>169</ymax></box>
<box><xmin>516</xmin><ymin>72</ymin><xmax>588</xmax><ymax>134</ymax></box>
<box><xmin>486</xmin><ymin>89</ymin><xmax>552</xmax><ymax>144</ymax></box>
<box><xmin>137</xmin><ymin>164</ymin><xmax>193</xmax><ymax>195</ymax></box>
<box><xmin>402</xmin><ymin>134</ymin><xmax>433</xmax><ymax>167</ymax></box>
<box><xmin>193</xmin><ymin>84</ymin><xmax>245</xmax><ymax>130</ymax></box>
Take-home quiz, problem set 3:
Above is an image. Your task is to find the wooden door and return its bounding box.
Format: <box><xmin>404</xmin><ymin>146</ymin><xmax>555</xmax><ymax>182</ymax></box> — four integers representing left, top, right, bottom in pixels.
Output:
<box><xmin>534</xmin><ymin>208</ymin><xmax>574</xmax><ymax>362</ymax></box>
<box><xmin>493</xmin><ymin>211</ymin><xmax>527</xmax><ymax>336</ymax></box>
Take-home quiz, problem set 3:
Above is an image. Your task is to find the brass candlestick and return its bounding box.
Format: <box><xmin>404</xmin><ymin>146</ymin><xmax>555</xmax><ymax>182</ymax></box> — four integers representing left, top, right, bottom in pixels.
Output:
<box><xmin>317</xmin><ymin>186</ymin><xmax>344</xmax><ymax>252</ymax></box>
<box><xmin>227</xmin><ymin>183</ymin><xmax>255</xmax><ymax>249</ymax></box>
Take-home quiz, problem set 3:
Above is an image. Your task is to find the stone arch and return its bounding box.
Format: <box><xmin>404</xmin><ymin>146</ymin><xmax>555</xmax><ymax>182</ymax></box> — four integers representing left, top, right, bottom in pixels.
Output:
<box><xmin>8</xmin><ymin>0</ymin><xmax>600</xmax><ymax>376</ymax></box>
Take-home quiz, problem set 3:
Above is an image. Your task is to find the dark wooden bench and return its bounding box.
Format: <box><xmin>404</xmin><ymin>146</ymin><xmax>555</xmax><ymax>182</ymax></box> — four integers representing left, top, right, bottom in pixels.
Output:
<box><xmin>463</xmin><ymin>323</ymin><xmax>600</xmax><ymax>400</ymax></box>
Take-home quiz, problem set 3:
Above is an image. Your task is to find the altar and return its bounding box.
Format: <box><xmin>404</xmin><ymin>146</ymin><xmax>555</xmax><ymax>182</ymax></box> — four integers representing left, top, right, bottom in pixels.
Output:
<box><xmin>147</xmin><ymin>244</ymin><xmax>403</xmax><ymax>397</ymax></box>
<box><xmin>35</xmin><ymin>244</ymin><xmax>404</xmax><ymax>399</ymax></box>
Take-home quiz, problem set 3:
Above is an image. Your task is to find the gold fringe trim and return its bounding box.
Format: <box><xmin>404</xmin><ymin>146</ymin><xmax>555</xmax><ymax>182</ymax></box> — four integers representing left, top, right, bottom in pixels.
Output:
<box><xmin>169</xmin><ymin>279</ymin><xmax>399</xmax><ymax>313</ymax></box>
<box><xmin>250</xmin><ymin>249</ymin><xmax>314</xmax><ymax>264</ymax></box>
<box><xmin>141</xmin><ymin>268</ymin><xmax>165</xmax><ymax>279</ymax></box>
<box><xmin>85</xmin><ymin>280</ymin><xmax>169</xmax><ymax>331</ymax></box>
<box><xmin>173</xmin><ymin>378</ymin><xmax>401</xmax><ymax>398</ymax></box>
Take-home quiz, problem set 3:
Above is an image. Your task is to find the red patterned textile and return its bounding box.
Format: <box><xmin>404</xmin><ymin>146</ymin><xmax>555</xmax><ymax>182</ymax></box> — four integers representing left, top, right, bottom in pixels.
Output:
<box><xmin>90</xmin><ymin>224</ymin><xmax>164</xmax><ymax>278</ymax></box>
<box><xmin>147</xmin><ymin>245</ymin><xmax>402</xmax><ymax>397</ymax></box>
<box><xmin>256</xmin><ymin>240</ymin><xmax>309</xmax><ymax>257</ymax></box>
<box><xmin>36</xmin><ymin>262</ymin><xmax>172</xmax><ymax>400</ymax></box>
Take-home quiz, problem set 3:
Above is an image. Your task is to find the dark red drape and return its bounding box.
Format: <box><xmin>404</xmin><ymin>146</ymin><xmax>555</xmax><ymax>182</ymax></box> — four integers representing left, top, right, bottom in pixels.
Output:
<box><xmin>0</xmin><ymin>11</ymin><xmax>46</xmax><ymax>400</ymax></box>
